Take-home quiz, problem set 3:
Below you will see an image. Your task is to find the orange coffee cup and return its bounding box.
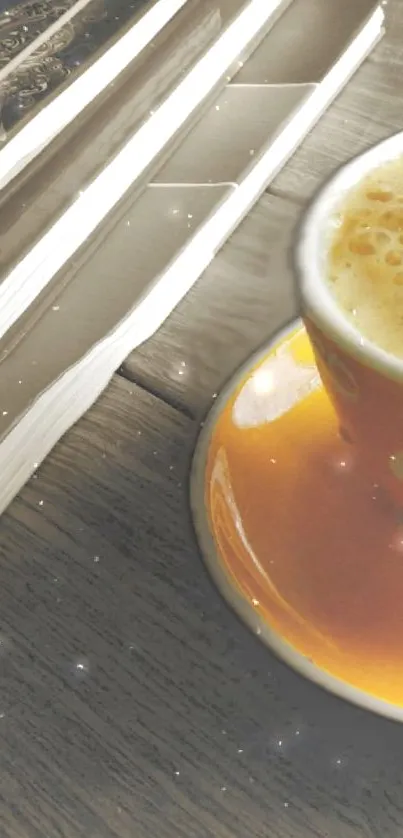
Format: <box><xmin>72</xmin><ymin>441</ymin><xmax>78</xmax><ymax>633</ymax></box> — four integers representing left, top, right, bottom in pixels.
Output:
<box><xmin>295</xmin><ymin>132</ymin><xmax>403</xmax><ymax>507</ymax></box>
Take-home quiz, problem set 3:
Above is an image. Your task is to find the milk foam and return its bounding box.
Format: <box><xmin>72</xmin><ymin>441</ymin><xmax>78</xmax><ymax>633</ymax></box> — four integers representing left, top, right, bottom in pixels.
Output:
<box><xmin>326</xmin><ymin>158</ymin><xmax>403</xmax><ymax>358</ymax></box>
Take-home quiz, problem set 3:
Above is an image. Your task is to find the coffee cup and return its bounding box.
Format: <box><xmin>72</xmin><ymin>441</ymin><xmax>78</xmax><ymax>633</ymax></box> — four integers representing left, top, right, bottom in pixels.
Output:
<box><xmin>295</xmin><ymin>132</ymin><xmax>403</xmax><ymax>507</ymax></box>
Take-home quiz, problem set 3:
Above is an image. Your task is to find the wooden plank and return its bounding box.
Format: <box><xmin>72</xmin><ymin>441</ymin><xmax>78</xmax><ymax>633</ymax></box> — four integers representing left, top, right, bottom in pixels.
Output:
<box><xmin>271</xmin><ymin>7</ymin><xmax>403</xmax><ymax>203</ymax></box>
<box><xmin>367</xmin><ymin>0</ymin><xmax>403</xmax><ymax>70</ymax></box>
<box><xmin>122</xmin><ymin>2</ymin><xmax>403</xmax><ymax>417</ymax></box>
<box><xmin>121</xmin><ymin>192</ymin><xmax>299</xmax><ymax>418</ymax></box>
<box><xmin>1</xmin><ymin>371</ymin><xmax>402</xmax><ymax>837</ymax></box>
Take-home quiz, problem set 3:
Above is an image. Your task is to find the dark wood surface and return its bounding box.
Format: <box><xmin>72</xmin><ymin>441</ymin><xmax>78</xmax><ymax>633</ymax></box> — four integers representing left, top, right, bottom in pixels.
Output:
<box><xmin>3</xmin><ymin>3</ymin><xmax>403</xmax><ymax>836</ymax></box>
<box><xmin>3</xmin><ymin>375</ymin><xmax>403</xmax><ymax>838</ymax></box>
<box><xmin>123</xmin><ymin>193</ymin><xmax>299</xmax><ymax>419</ymax></box>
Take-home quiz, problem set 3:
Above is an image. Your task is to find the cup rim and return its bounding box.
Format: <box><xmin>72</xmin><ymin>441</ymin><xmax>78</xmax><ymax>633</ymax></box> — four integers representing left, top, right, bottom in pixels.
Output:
<box><xmin>295</xmin><ymin>130</ymin><xmax>403</xmax><ymax>382</ymax></box>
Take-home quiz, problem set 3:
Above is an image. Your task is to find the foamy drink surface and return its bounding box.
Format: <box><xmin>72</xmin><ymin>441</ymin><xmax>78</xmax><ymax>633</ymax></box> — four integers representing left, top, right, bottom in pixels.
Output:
<box><xmin>326</xmin><ymin>158</ymin><xmax>403</xmax><ymax>358</ymax></box>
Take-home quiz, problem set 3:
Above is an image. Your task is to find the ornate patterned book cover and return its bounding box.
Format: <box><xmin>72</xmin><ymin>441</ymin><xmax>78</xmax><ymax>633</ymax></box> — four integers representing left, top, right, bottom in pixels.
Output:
<box><xmin>0</xmin><ymin>0</ymin><xmax>148</xmax><ymax>138</ymax></box>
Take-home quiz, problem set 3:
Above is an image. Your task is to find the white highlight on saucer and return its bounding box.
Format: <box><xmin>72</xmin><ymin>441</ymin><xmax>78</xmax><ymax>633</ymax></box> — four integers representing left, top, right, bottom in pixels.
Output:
<box><xmin>251</xmin><ymin>368</ymin><xmax>275</xmax><ymax>395</ymax></box>
<box><xmin>233</xmin><ymin>348</ymin><xmax>320</xmax><ymax>428</ymax></box>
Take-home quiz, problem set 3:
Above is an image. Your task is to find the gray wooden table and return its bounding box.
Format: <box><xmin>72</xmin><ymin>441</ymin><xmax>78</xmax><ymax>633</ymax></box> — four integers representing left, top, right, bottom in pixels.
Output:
<box><xmin>2</xmin><ymin>3</ymin><xmax>403</xmax><ymax>836</ymax></box>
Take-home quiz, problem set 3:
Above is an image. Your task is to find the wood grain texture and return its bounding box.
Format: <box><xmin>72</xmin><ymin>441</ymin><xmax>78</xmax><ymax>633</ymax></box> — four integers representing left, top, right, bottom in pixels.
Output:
<box><xmin>3</xmin><ymin>3</ymin><xmax>403</xmax><ymax>836</ymax></box>
<box><xmin>123</xmin><ymin>0</ymin><xmax>403</xmax><ymax>416</ymax></box>
<box><xmin>121</xmin><ymin>193</ymin><xmax>299</xmax><ymax>419</ymax></box>
<box><xmin>271</xmin><ymin>5</ymin><xmax>403</xmax><ymax>203</ymax></box>
<box><xmin>2</xmin><ymin>373</ymin><xmax>403</xmax><ymax>837</ymax></box>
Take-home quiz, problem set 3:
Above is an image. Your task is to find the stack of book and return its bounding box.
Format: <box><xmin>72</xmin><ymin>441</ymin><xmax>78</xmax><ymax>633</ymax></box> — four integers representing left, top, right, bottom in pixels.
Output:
<box><xmin>0</xmin><ymin>0</ymin><xmax>384</xmax><ymax>512</ymax></box>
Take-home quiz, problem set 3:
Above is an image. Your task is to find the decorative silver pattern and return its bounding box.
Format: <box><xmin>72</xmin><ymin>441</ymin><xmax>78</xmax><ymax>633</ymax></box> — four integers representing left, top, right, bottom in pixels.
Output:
<box><xmin>0</xmin><ymin>0</ymin><xmax>147</xmax><ymax>138</ymax></box>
